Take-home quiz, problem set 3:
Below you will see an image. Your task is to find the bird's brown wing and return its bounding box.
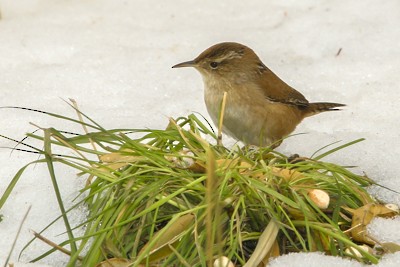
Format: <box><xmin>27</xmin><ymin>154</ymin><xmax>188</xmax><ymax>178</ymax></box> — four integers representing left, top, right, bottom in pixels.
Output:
<box><xmin>258</xmin><ymin>65</ymin><xmax>309</xmax><ymax>109</ymax></box>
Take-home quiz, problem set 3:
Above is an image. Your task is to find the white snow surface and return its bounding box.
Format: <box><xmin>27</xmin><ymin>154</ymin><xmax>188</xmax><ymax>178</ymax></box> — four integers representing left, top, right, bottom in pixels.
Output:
<box><xmin>0</xmin><ymin>0</ymin><xmax>399</xmax><ymax>266</ymax></box>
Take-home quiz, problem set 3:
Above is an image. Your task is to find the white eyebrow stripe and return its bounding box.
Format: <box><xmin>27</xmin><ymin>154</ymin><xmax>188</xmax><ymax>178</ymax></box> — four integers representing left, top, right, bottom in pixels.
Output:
<box><xmin>219</xmin><ymin>50</ymin><xmax>243</xmax><ymax>61</ymax></box>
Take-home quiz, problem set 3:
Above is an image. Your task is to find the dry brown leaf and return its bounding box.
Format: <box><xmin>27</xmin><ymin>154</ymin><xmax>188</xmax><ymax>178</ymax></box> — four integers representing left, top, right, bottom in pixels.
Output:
<box><xmin>380</xmin><ymin>242</ymin><xmax>400</xmax><ymax>253</ymax></box>
<box><xmin>285</xmin><ymin>206</ymin><xmax>306</xmax><ymax>220</ymax></box>
<box><xmin>215</xmin><ymin>158</ymin><xmax>239</xmax><ymax>170</ymax></box>
<box><xmin>270</xmin><ymin>167</ymin><xmax>304</xmax><ymax>182</ymax></box>
<box><xmin>309</xmin><ymin>230</ymin><xmax>332</xmax><ymax>252</ymax></box>
<box><xmin>349</xmin><ymin>203</ymin><xmax>399</xmax><ymax>244</ymax></box>
<box><xmin>235</xmin><ymin>161</ymin><xmax>266</xmax><ymax>179</ymax></box>
<box><xmin>187</xmin><ymin>160</ymin><xmax>206</xmax><ymax>173</ymax></box>
<box><xmin>179</xmin><ymin>157</ymin><xmax>255</xmax><ymax>176</ymax></box>
<box><xmin>239</xmin><ymin>161</ymin><xmax>253</xmax><ymax>169</ymax></box>
<box><xmin>385</xmin><ymin>203</ymin><xmax>400</xmax><ymax>213</ymax></box>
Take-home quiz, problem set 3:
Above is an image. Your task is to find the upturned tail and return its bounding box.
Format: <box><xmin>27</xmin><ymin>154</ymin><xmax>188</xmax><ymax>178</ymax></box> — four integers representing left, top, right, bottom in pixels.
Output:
<box><xmin>303</xmin><ymin>102</ymin><xmax>345</xmax><ymax>117</ymax></box>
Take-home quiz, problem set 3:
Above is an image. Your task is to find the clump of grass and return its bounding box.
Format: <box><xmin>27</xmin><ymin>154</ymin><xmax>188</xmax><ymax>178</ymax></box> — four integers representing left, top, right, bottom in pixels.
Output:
<box><xmin>0</xmin><ymin>104</ymin><xmax>397</xmax><ymax>266</ymax></box>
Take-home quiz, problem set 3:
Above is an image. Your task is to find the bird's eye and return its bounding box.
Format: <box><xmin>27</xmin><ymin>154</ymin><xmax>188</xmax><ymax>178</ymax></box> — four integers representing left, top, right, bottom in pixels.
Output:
<box><xmin>210</xmin><ymin>62</ymin><xmax>219</xmax><ymax>69</ymax></box>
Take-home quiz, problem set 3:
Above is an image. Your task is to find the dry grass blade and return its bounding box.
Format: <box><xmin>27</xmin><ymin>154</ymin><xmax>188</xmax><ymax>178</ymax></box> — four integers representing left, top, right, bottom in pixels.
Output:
<box><xmin>137</xmin><ymin>213</ymin><xmax>195</xmax><ymax>264</ymax></box>
<box><xmin>217</xmin><ymin>91</ymin><xmax>228</xmax><ymax>146</ymax></box>
<box><xmin>243</xmin><ymin>220</ymin><xmax>279</xmax><ymax>267</ymax></box>
<box><xmin>3</xmin><ymin>206</ymin><xmax>31</xmax><ymax>267</ymax></box>
<box><xmin>206</xmin><ymin>148</ymin><xmax>216</xmax><ymax>266</ymax></box>
<box><xmin>70</xmin><ymin>98</ymin><xmax>99</xmax><ymax>158</ymax></box>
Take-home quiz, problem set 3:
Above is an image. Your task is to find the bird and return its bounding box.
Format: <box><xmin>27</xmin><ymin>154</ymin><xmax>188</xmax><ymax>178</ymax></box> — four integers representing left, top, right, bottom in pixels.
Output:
<box><xmin>172</xmin><ymin>42</ymin><xmax>344</xmax><ymax>148</ymax></box>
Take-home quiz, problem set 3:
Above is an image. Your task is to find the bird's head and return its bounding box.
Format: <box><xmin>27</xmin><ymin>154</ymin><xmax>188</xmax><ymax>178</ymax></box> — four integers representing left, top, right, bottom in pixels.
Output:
<box><xmin>173</xmin><ymin>42</ymin><xmax>264</xmax><ymax>84</ymax></box>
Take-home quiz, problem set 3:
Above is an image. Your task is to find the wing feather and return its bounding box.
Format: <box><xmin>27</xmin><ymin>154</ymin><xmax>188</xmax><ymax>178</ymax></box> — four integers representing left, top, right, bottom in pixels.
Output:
<box><xmin>257</xmin><ymin>64</ymin><xmax>309</xmax><ymax>108</ymax></box>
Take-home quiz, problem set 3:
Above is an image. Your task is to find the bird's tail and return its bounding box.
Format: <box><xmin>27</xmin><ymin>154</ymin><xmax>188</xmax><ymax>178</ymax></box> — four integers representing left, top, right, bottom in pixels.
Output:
<box><xmin>303</xmin><ymin>102</ymin><xmax>345</xmax><ymax>117</ymax></box>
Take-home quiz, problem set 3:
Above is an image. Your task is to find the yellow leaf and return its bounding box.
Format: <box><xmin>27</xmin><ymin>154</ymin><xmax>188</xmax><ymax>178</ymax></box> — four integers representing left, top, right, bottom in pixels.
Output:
<box><xmin>99</xmin><ymin>152</ymin><xmax>143</xmax><ymax>170</ymax></box>
<box><xmin>216</xmin><ymin>158</ymin><xmax>239</xmax><ymax>170</ymax></box>
<box><xmin>270</xmin><ymin>167</ymin><xmax>304</xmax><ymax>182</ymax></box>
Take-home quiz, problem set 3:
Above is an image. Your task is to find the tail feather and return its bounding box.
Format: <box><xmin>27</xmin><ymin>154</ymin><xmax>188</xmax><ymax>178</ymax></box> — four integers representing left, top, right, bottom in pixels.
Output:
<box><xmin>304</xmin><ymin>102</ymin><xmax>345</xmax><ymax>117</ymax></box>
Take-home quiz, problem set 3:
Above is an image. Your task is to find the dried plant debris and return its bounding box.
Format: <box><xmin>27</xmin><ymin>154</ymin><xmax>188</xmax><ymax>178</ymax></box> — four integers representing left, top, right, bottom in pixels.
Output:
<box><xmin>0</xmin><ymin>106</ymin><xmax>399</xmax><ymax>266</ymax></box>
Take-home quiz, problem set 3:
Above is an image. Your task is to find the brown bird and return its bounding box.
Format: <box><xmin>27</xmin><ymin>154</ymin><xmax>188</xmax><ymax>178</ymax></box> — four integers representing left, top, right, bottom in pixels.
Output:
<box><xmin>172</xmin><ymin>42</ymin><xmax>344</xmax><ymax>147</ymax></box>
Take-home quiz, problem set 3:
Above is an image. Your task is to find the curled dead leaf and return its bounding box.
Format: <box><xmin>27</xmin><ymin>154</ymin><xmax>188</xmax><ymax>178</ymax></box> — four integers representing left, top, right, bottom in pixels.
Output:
<box><xmin>384</xmin><ymin>203</ymin><xmax>399</xmax><ymax>213</ymax></box>
<box><xmin>349</xmin><ymin>203</ymin><xmax>399</xmax><ymax>244</ymax></box>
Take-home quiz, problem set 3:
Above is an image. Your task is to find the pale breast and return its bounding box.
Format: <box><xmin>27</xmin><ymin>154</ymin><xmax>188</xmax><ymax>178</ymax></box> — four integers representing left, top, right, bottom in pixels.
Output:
<box><xmin>202</xmin><ymin>76</ymin><xmax>303</xmax><ymax>146</ymax></box>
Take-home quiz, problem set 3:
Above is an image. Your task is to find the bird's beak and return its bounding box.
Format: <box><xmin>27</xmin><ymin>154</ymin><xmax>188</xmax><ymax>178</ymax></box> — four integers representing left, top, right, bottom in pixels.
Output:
<box><xmin>172</xmin><ymin>60</ymin><xmax>196</xmax><ymax>68</ymax></box>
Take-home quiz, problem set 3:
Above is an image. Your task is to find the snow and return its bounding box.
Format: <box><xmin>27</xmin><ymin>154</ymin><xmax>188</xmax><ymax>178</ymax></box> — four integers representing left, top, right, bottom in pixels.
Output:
<box><xmin>0</xmin><ymin>0</ymin><xmax>399</xmax><ymax>266</ymax></box>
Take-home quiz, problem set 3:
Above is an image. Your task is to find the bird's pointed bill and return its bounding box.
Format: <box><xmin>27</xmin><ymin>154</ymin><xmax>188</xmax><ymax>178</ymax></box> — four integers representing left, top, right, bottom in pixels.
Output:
<box><xmin>172</xmin><ymin>60</ymin><xmax>196</xmax><ymax>68</ymax></box>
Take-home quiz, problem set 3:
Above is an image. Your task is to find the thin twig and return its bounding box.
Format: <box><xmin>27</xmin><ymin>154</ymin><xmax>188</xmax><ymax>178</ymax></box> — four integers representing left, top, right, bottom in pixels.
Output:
<box><xmin>31</xmin><ymin>230</ymin><xmax>83</xmax><ymax>261</ymax></box>
<box><xmin>335</xmin><ymin>47</ymin><xmax>342</xmax><ymax>57</ymax></box>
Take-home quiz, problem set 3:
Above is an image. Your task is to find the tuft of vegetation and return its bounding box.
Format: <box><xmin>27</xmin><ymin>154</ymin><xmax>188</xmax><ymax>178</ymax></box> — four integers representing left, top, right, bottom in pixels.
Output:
<box><xmin>0</xmin><ymin>103</ymin><xmax>398</xmax><ymax>267</ymax></box>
